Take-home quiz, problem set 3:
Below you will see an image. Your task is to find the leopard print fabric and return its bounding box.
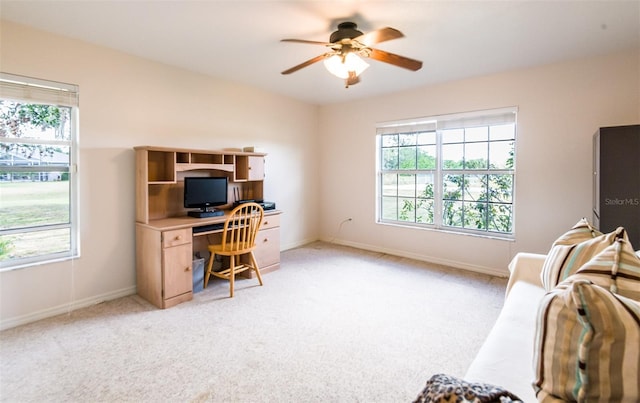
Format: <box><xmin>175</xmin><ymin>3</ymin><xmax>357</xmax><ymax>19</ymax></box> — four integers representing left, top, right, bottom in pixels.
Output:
<box><xmin>413</xmin><ymin>373</ymin><xmax>523</xmax><ymax>403</ymax></box>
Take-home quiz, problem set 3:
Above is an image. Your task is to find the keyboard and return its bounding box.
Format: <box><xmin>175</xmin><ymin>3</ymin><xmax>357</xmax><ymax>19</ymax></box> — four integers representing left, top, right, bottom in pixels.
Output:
<box><xmin>192</xmin><ymin>223</ymin><xmax>225</xmax><ymax>234</ymax></box>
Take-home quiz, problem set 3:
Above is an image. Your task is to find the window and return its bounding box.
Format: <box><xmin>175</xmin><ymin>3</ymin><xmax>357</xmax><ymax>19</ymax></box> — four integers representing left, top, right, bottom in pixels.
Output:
<box><xmin>377</xmin><ymin>107</ymin><xmax>516</xmax><ymax>238</ymax></box>
<box><xmin>0</xmin><ymin>73</ymin><xmax>79</xmax><ymax>269</ymax></box>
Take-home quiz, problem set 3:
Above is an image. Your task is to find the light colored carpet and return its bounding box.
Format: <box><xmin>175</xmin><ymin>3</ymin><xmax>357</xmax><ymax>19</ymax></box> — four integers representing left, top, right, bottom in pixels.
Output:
<box><xmin>0</xmin><ymin>242</ymin><xmax>507</xmax><ymax>402</ymax></box>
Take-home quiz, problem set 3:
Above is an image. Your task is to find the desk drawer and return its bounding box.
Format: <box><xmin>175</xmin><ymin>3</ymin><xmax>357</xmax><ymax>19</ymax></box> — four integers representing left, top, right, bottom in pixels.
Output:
<box><xmin>254</xmin><ymin>227</ymin><xmax>280</xmax><ymax>269</ymax></box>
<box><xmin>162</xmin><ymin>228</ymin><xmax>191</xmax><ymax>248</ymax></box>
<box><xmin>261</xmin><ymin>213</ymin><xmax>280</xmax><ymax>230</ymax></box>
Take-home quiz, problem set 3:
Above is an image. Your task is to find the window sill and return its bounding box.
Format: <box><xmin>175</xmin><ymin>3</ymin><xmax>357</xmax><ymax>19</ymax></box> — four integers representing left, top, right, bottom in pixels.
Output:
<box><xmin>0</xmin><ymin>253</ymin><xmax>80</xmax><ymax>272</ymax></box>
<box><xmin>376</xmin><ymin>220</ymin><xmax>515</xmax><ymax>242</ymax></box>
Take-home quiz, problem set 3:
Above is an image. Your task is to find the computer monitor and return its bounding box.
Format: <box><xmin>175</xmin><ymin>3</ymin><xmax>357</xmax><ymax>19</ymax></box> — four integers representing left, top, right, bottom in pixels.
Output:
<box><xmin>183</xmin><ymin>176</ymin><xmax>227</xmax><ymax>216</ymax></box>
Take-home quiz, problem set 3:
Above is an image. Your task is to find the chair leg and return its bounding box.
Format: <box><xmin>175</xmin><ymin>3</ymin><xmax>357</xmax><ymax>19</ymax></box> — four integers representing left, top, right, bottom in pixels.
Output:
<box><xmin>204</xmin><ymin>253</ymin><xmax>215</xmax><ymax>288</ymax></box>
<box><xmin>249</xmin><ymin>252</ymin><xmax>263</xmax><ymax>286</ymax></box>
<box><xmin>229</xmin><ymin>255</ymin><xmax>235</xmax><ymax>298</ymax></box>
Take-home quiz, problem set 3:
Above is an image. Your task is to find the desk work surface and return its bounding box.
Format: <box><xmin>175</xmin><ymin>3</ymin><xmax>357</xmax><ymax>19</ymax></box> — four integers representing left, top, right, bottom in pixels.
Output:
<box><xmin>139</xmin><ymin>209</ymin><xmax>282</xmax><ymax>231</ymax></box>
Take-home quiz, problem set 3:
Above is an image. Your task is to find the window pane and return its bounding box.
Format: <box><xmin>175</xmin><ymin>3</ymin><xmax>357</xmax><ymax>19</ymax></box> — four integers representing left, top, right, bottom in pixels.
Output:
<box><xmin>465</xmin><ymin>126</ymin><xmax>488</xmax><ymax>142</ymax></box>
<box><xmin>417</xmin><ymin>131</ymin><xmax>436</xmax><ymax>145</ymax></box>
<box><xmin>465</xmin><ymin>174</ymin><xmax>487</xmax><ymax>202</ymax></box>
<box><xmin>417</xmin><ymin>145</ymin><xmax>436</xmax><ymax>169</ymax></box>
<box><xmin>442</xmin><ymin>128</ymin><xmax>463</xmax><ymax>143</ymax></box>
<box><xmin>488</xmin><ymin>203</ymin><xmax>513</xmax><ymax>233</ymax></box>
<box><xmin>443</xmin><ymin>174</ymin><xmax>462</xmax><ymax>201</ymax></box>
<box><xmin>442</xmin><ymin>144</ymin><xmax>463</xmax><ymax>169</ymax></box>
<box><xmin>398</xmin><ymin>198</ymin><xmax>415</xmax><ymax>222</ymax></box>
<box><xmin>382</xmin><ymin>134</ymin><xmax>398</xmax><ymax>147</ymax></box>
<box><xmin>416</xmin><ymin>199</ymin><xmax>434</xmax><ymax>224</ymax></box>
<box><xmin>381</xmin><ymin>196</ymin><xmax>398</xmax><ymax>220</ymax></box>
<box><xmin>416</xmin><ymin>173</ymin><xmax>434</xmax><ymax>199</ymax></box>
<box><xmin>399</xmin><ymin>147</ymin><xmax>416</xmax><ymax>170</ymax></box>
<box><xmin>464</xmin><ymin>142</ymin><xmax>488</xmax><ymax>169</ymax></box>
<box><xmin>490</xmin><ymin>124</ymin><xmax>515</xmax><ymax>141</ymax></box>
<box><xmin>382</xmin><ymin>148</ymin><xmax>398</xmax><ymax>170</ymax></box>
<box><xmin>398</xmin><ymin>133</ymin><xmax>416</xmax><ymax>146</ymax></box>
<box><xmin>0</xmin><ymin>176</ymin><xmax>70</xmax><ymax>230</ymax></box>
<box><xmin>1</xmin><ymin>144</ymin><xmax>70</xmax><ymax>173</ymax></box>
<box><xmin>489</xmin><ymin>140</ymin><xmax>514</xmax><ymax>169</ymax></box>
<box><xmin>398</xmin><ymin>174</ymin><xmax>415</xmax><ymax>197</ymax></box>
<box><xmin>463</xmin><ymin>201</ymin><xmax>488</xmax><ymax>230</ymax></box>
<box><xmin>443</xmin><ymin>200</ymin><xmax>463</xmax><ymax>227</ymax></box>
<box><xmin>0</xmin><ymin>228</ymin><xmax>70</xmax><ymax>262</ymax></box>
<box><xmin>488</xmin><ymin>174</ymin><xmax>513</xmax><ymax>203</ymax></box>
<box><xmin>0</xmin><ymin>101</ymin><xmax>72</xmax><ymax>141</ymax></box>
<box><xmin>382</xmin><ymin>173</ymin><xmax>397</xmax><ymax>196</ymax></box>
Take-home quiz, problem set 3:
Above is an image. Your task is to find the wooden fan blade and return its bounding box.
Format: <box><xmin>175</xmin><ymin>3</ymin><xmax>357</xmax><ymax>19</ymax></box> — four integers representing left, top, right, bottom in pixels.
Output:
<box><xmin>281</xmin><ymin>54</ymin><xmax>329</xmax><ymax>75</ymax></box>
<box><xmin>354</xmin><ymin>27</ymin><xmax>404</xmax><ymax>46</ymax></box>
<box><xmin>281</xmin><ymin>39</ymin><xmax>332</xmax><ymax>46</ymax></box>
<box><xmin>367</xmin><ymin>48</ymin><xmax>423</xmax><ymax>71</ymax></box>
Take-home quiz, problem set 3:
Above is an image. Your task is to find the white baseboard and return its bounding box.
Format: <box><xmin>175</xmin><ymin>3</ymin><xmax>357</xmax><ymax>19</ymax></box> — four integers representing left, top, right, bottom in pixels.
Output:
<box><xmin>280</xmin><ymin>237</ymin><xmax>317</xmax><ymax>251</ymax></box>
<box><xmin>321</xmin><ymin>237</ymin><xmax>508</xmax><ymax>278</ymax></box>
<box><xmin>0</xmin><ymin>286</ymin><xmax>137</xmax><ymax>331</ymax></box>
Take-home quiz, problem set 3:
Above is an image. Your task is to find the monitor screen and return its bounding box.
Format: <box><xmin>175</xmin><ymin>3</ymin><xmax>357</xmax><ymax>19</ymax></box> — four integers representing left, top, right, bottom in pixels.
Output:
<box><xmin>183</xmin><ymin>176</ymin><xmax>228</xmax><ymax>210</ymax></box>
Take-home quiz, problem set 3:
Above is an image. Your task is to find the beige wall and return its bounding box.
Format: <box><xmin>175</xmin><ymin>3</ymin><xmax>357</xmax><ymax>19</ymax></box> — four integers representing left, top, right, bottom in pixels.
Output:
<box><xmin>318</xmin><ymin>48</ymin><xmax>639</xmax><ymax>275</ymax></box>
<box><xmin>0</xmin><ymin>21</ymin><xmax>320</xmax><ymax>329</ymax></box>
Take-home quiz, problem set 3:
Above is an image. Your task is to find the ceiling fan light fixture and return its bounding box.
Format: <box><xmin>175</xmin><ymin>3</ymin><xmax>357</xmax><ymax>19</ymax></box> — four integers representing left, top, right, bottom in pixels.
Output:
<box><xmin>323</xmin><ymin>53</ymin><xmax>369</xmax><ymax>79</ymax></box>
<box><xmin>281</xmin><ymin>22</ymin><xmax>422</xmax><ymax>85</ymax></box>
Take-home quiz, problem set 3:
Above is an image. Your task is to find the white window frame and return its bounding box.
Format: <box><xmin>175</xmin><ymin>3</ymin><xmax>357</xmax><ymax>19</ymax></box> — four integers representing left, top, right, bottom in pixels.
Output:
<box><xmin>376</xmin><ymin>107</ymin><xmax>517</xmax><ymax>239</ymax></box>
<box><xmin>0</xmin><ymin>73</ymin><xmax>80</xmax><ymax>270</ymax></box>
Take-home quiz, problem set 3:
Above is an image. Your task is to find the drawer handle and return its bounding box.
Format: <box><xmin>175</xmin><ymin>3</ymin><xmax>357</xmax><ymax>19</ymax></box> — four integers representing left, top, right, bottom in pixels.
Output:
<box><xmin>175</xmin><ymin>235</ymin><xmax>182</xmax><ymax>241</ymax></box>
<box><xmin>263</xmin><ymin>238</ymin><xmax>268</xmax><ymax>243</ymax></box>
<box><xmin>184</xmin><ymin>266</ymin><xmax>190</xmax><ymax>272</ymax></box>
<box><xmin>264</xmin><ymin>221</ymin><xmax>269</xmax><ymax>226</ymax></box>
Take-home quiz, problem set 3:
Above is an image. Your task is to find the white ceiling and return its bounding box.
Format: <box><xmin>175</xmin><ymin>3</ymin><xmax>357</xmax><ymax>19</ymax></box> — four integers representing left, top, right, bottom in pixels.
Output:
<box><xmin>1</xmin><ymin>1</ymin><xmax>639</xmax><ymax>105</ymax></box>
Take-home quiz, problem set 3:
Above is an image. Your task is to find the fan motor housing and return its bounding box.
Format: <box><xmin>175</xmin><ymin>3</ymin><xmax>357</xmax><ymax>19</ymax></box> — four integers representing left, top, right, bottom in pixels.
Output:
<box><xmin>330</xmin><ymin>22</ymin><xmax>363</xmax><ymax>43</ymax></box>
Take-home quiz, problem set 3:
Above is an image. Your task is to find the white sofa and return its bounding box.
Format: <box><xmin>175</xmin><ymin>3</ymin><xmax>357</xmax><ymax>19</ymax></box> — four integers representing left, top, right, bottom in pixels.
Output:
<box><xmin>416</xmin><ymin>242</ymin><xmax>640</xmax><ymax>402</ymax></box>
<box><xmin>464</xmin><ymin>252</ymin><xmax>548</xmax><ymax>402</ymax></box>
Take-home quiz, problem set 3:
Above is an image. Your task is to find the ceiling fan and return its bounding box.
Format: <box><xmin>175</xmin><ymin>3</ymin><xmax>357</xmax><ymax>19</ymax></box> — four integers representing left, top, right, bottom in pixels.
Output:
<box><xmin>281</xmin><ymin>22</ymin><xmax>423</xmax><ymax>88</ymax></box>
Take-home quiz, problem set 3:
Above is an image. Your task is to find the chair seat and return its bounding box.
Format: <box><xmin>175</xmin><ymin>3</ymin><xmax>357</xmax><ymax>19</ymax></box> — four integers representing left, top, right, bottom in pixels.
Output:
<box><xmin>208</xmin><ymin>242</ymin><xmax>254</xmax><ymax>255</ymax></box>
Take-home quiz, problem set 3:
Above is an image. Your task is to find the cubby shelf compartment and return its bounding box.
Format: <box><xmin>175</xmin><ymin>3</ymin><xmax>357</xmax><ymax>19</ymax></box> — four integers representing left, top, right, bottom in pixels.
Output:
<box><xmin>147</xmin><ymin>150</ymin><xmax>176</xmax><ymax>183</ymax></box>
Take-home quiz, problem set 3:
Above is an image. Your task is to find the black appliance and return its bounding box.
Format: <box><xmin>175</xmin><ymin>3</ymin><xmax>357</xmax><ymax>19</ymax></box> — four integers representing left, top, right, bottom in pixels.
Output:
<box><xmin>593</xmin><ymin>124</ymin><xmax>640</xmax><ymax>247</ymax></box>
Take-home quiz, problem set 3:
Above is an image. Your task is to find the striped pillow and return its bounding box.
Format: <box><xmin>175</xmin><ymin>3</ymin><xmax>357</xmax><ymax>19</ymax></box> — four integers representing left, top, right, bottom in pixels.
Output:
<box><xmin>571</xmin><ymin>237</ymin><xmax>640</xmax><ymax>301</ymax></box>
<box><xmin>533</xmin><ymin>279</ymin><xmax>640</xmax><ymax>402</ymax></box>
<box><xmin>553</xmin><ymin>217</ymin><xmax>601</xmax><ymax>243</ymax></box>
<box><xmin>541</xmin><ymin>221</ymin><xmax>626</xmax><ymax>291</ymax></box>
<box><xmin>540</xmin><ymin>218</ymin><xmax>601</xmax><ymax>290</ymax></box>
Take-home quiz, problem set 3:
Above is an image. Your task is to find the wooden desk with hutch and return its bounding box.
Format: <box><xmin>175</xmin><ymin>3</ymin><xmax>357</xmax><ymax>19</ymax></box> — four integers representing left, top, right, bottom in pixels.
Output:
<box><xmin>134</xmin><ymin>146</ymin><xmax>281</xmax><ymax>309</ymax></box>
